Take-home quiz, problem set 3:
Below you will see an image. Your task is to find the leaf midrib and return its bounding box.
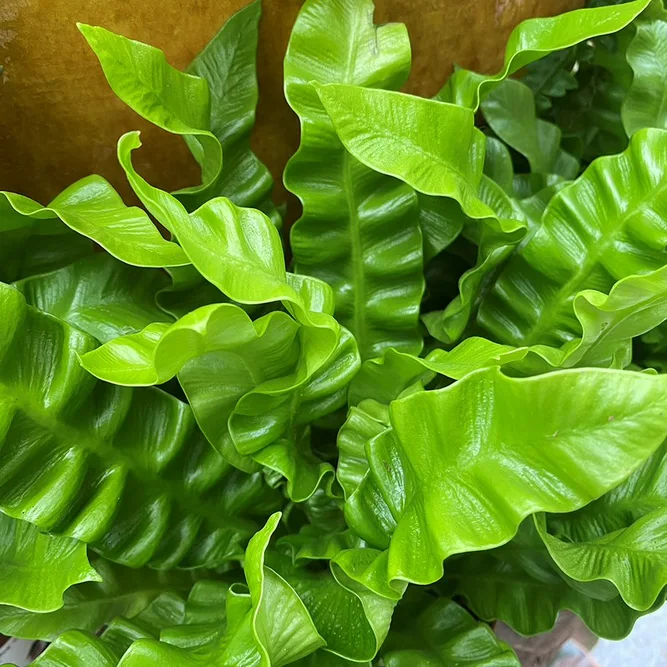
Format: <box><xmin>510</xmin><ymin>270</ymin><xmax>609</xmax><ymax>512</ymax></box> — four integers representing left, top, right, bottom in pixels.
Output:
<box><xmin>0</xmin><ymin>386</ymin><xmax>254</xmax><ymax>536</ymax></box>
<box><xmin>523</xmin><ymin>181</ymin><xmax>667</xmax><ymax>346</ymax></box>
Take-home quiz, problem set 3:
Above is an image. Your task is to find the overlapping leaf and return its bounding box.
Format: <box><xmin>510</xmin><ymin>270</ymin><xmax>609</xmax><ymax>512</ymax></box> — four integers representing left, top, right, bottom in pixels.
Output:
<box><xmin>481</xmin><ymin>78</ymin><xmax>579</xmax><ymax>179</ymax></box>
<box><xmin>447</xmin><ymin>519</ymin><xmax>665</xmax><ymax>639</ymax></box>
<box><xmin>477</xmin><ymin>128</ymin><xmax>667</xmax><ymax>347</ymax></box>
<box><xmin>79</xmin><ymin>300</ymin><xmax>359</xmax><ymax>501</ymax></box>
<box><xmin>177</xmin><ymin>0</ymin><xmax>278</xmax><ymax>222</ymax></box>
<box><xmin>284</xmin><ymin>0</ymin><xmax>423</xmax><ymax>360</ymax></box>
<box><xmin>0</xmin><ymin>177</ymin><xmax>187</xmax><ymax>270</ymax></box>
<box><xmin>379</xmin><ymin>590</ymin><xmax>519</xmax><ymax>667</ymax></box>
<box><xmin>317</xmin><ymin>84</ymin><xmax>527</xmax><ymax>342</ymax></box>
<box><xmin>14</xmin><ymin>254</ymin><xmax>172</xmax><ymax>343</ymax></box>
<box><xmin>0</xmin><ymin>559</ymin><xmax>191</xmax><ymax>641</ymax></box>
<box><xmin>0</xmin><ymin>284</ymin><xmax>280</xmax><ymax>569</ymax></box>
<box><xmin>344</xmin><ymin>366</ymin><xmax>667</xmax><ymax>586</ymax></box>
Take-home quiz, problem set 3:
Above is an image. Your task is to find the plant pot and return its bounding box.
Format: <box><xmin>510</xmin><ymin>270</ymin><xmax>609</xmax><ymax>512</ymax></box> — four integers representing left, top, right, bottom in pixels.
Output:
<box><xmin>0</xmin><ymin>0</ymin><xmax>582</xmax><ymax>205</ymax></box>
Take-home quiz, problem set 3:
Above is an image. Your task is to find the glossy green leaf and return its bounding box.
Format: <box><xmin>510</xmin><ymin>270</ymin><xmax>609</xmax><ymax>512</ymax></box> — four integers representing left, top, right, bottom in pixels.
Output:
<box><xmin>284</xmin><ymin>0</ymin><xmax>423</xmax><ymax>360</ymax></box>
<box><xmin>379</xmin><ymin>590</ymin><xmax>519</xmax><ymax>667</ymax></box>
<box><xmin>536</xmin><ymin>511</ymin><xmax>667</xmax><ymax>611</ymax></box>
<box><xmin>0</xmin><ymin>198</ymin><xmax>93</xmax><ymax>284</ymax></box>
<box><xmin>117</xmin><ymin>131</ymin><xmax>338</xmax><ymax>339</ymax></box>
<box><xmin>477</xmin><ymin>128</ymin><xmax>667</xmax><ymax>347</ymax></box>
<box><xmin>177</xmin><ymin>0</ymin><xmax>278</xmax><ymax>222</ymax></box>
<box><xmin>0</xmin><ymin>512</ymin><xmax>100</xmax><ymax>613</ymax></box>
<box><xmin>437</xmin><ymin>0</ymin><xmax>650</xmax><ymax>110</ymax></box>
<box><xmin>116</xmin><ymin>514</ymin><xmax>326</xmax><ymax>666</ymax></box>
<box><xmin>101</xmin><ymin>592</ymin><xmax>187</xmax><ymax>660</ymax></box>
<box><xmin>346</xmin><ymin>367</ymin><xmax>667</xmax><ymax>586</ymax></box>
<box><xmin>14</xmin><ymin>254</ymin><xmax>172</xmax><ymax>343</ymax></box>
<box><xmin>317</xmin><ymin>84</ymin><xmax>527</xmax><ymax>342</ymax></box>
<box><xmin>550</xmin><ymin>441</ymin><xmax>667</xmax><ymax>541</ymax></box>
<box><xmin>78</xmin><ymin>24</ymin><xmax>221</xmax><ymax>193</ymax></box>
<box><xmin>448</xmin><ymin>519</ymin><xmax>665</xmax><ymax>639</ymax></box>
<box><xmin>33</xmin><ymin>630</ymin><xmax>119</xmax><ymax>667</ymax></box>
<box><xmin>0</xmin><ymin>558</ymin><xmax>191</xmax><ymax>641</ymax></box>
<box><xmin>481</xmin><ymin>78</ymin><xmax>579</xmax><ymax>179</ymax></box>
<box><xmin>0</xmin><ymin>177</ymin><xmax>187</xmax><ymax>269</ymax></box>
<box><xmin>623</xmin><ymin>18</ymin><xmax>667</xmax><ymax>135</ymax></box>
<box><xmin>80</xmin><ymin>300</ymin><xmax>359</xmax><ymax>501</ymax></box>
<box><xmin>0</xmin><ymin>284</ymin><xmax>279</xmax><ymax>569</ymax></box>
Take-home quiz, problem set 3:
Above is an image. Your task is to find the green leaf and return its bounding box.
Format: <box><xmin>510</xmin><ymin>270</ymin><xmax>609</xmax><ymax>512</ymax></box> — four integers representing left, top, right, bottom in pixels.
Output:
<box><xmin>116</xmin><ymin>131</ymin><xmax>338</xmax><ymax>339</ymax></box>
<box><xmin>0</xmin><ymin>201</ymin><xmax>93</xmax><ymax>284</ymax></box>
<box><xmin>80</xmin><ymin>302</ymin><xmax>359</xmax><ymax>501</ymax></box>
<box><xmin>0</xmin><ymin>512</ymin><xmax>100</xmax><ymax>613</ymax></box>
<box><xmin>118</xmin><ymin>514</ymin><xmax>326</xmax><ymax>666</ymax></box>
<box><xmin>14</xmin><ymin>254</ymin><xmax>172</xmax><ymax>343</ymax></box>
<box><xmin>285</xmin><ymin>0</ymin><xmax>423</xmax><ymax>360</ymax></box>
<box><xmin>177</xmin><ymin>0</ymin><xmax>278</xmax><ymax>222</ymax></box>
<box><xmin>623</xmin><ymin>18</ymin><xmax>667</xmax><ymax>135</ymax></box>
<box><xmin>477</xmin><ymin>128</ymin><xmax>667</xmax><ymax>347</ymax></box>
<box><xmin>550</xmin><ymin>441</ymin><xmax>667</xmax><ymax>541</ymax></box>
<box><xmin>448</xmin><ymin>519</ymin><xmax>665</xmax><ymax>639</ymax></box>
<box><xmin>0</xmin><ymin>284</ymin><xmax>279</xmax><ymax>569</ymax></box>
<box><xmin>379</xmin><ymin>590</ymin><xmax>519</xmax><ymax>667</ymax></box>
<box><xmin>437</xmin><ymin>0</ymin><xmax>651</xmax><ymax>110</ymax></box>
<box><xmin>78</xmin><ymin>24</ymin><xmax>222</xmax><ymax>193</ymax></box>
<box><xmin>535</xmin><ymin>511</ymin><xmax>667</xmax><ymax>611</ymax></box>
<box><xmin>101</xmin><ymin>592</ymin><xmax>186</xmax><ymax>660</ymax></box>
<box><xmin>316</xmin><ymin>84</ymin><xmax>527</xmax><ymax>343</ymax></box>
<box><xmin>346</xmin><ymin>367</ymin><xmax>667</xmax><ymax>586</ymax></box>
<box><xmin>0</xmin><ymin>558</ymin><xmax>191</xmax><ymax>641</ymax></box>
<box><xmin>33</xmin><ymin>630</ymin><xmax>119</xmax><ymax>667</ymax></box>
<box><xmin>481</xmin><ymin>78</ymin><xmax>579</xmax><ymax>179</ymax></box>
<box><xmin>0</xmin><ymin>177</ymin><xmax>187</xmax><ymax>270</ymax></box>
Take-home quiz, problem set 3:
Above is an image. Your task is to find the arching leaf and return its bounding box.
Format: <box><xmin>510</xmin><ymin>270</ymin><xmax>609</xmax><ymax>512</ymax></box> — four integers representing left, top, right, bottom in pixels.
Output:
<box><xmin>437</xmin><ymin>0</ymin><xmax>651</xmax><ymax>110</ymax></box>
<box><xmin>0</xmin><ymin>177</ymin><xmax>187</xmax><ymax>269</ymax></box>
<box><xmin>0</xmin><ymin>559</ymin><xmax>191</xmax><ymax>641</ymax></box>
<box><xmin>78</xmin><ymin>24</ymin><xmax>221</xmax><ymax>194</ymax></box>
<box><xmin>477</xmin><ymin>128</ymin><xmax>667</xmax><ymax>347</ymax></box>
<box><xmin>0</xmin><ymin>284</ymin><xmax>280</xmax><ymax>569</ymax></box>
<box><xmin>448</xmin><ymin>519</ymin><xmax>665</xmax><ymax>640</ymax></box>
<box><xmin>284</xmin><ymin>0</ymin><xmax>423</xmax><ymax>360</ymax></box>
<box><xmin>536</xmin><ymin>510</ymin><xmax>667</xmax><ymax>611</ymax></box>
<box><xmin>345</xmin><ymin>367</ymin><xmax>667</xmax><ymax>586</ymax></box>
<box><xmin>0</xmin><ymin>513</ymin><xmax>100</xmax><ymax>613</ymax></box>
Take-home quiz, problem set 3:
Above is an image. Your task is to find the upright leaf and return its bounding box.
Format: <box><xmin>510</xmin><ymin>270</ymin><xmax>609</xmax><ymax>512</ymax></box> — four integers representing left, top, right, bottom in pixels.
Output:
<box><xmin>317</xmin><ymin>84</ymin><xmax>527</xmax><ymax>342</ymax></box>
<box><xmin>623</xmin><ymin>17</ymin><xmax>667</xmax><ymax>135</ymax></box>
<box><xmin>78</xmin><ymin>24</ymin><xmax>221</xmax><ymax>193</ymax></box>
<box><xmin>178</xmin><ymin>0</ymin><xmax>278</xmax><ymax>222</ymax></box>
<box><xmin>284</xmin><ymin>0</ymin><xmax>423</xmax><ymax>360</ymax></box>
<box><xmin>481</xmin><ymin>78</ymin><xmax>579</xmax><ymax>179</ymax></box>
